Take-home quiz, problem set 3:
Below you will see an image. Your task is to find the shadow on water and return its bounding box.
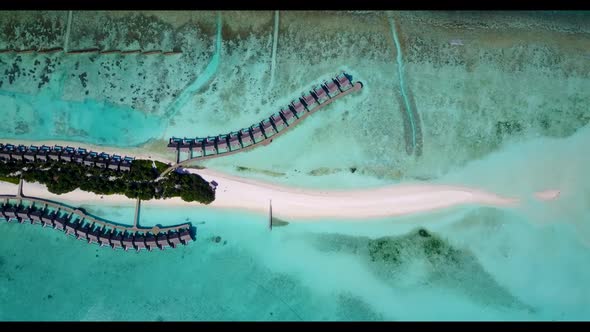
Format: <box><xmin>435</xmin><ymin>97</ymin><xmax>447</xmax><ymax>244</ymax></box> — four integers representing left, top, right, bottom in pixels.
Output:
<box><xmin>271</xmin><ymin>217</ymin><xmax>289</xmax><ymax>228</ymax></box>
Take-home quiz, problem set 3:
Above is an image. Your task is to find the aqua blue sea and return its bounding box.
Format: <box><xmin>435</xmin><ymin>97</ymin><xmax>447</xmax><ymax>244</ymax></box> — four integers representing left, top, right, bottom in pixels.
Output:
<box><xmin>1</xmin><ymin>11</ymin><xmax>589</xmax><ymax>321</ymax></box>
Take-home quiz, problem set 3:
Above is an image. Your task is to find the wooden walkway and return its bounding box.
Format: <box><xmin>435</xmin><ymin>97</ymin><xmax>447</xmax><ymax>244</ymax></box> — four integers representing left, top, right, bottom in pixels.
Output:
<box><xmin>160</xmin><ymin>81</ymin><xmax>363</xmax><ymax>177</ymax></box>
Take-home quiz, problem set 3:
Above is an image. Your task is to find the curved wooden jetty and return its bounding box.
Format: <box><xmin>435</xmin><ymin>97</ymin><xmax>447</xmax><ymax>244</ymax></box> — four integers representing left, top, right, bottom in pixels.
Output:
<box><xmin>162</xmin><ymin>73</ymin><xmax>363</xmax><ymax>177</ymax></box>
<box><xmin>0</xmin><ymin>180</ymin><xmax>194</xmax><ymax>252</ymax></box>
<box><xmin>0</xmin><ymin>143</ymin><xmax>133</xmax><ymax>172</ymax></box>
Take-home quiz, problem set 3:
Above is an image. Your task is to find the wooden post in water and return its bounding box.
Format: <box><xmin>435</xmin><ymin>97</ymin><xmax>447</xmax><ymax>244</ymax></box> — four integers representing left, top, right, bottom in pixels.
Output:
<box><xmin>269</xmin><ymin>199</ymin><xmax>272</xmax><ymax>231</ymax></box>
<box><xmin>133</xmin><ymin>198</ymin><xmax>141</xmax><ymax>230</ymax></box>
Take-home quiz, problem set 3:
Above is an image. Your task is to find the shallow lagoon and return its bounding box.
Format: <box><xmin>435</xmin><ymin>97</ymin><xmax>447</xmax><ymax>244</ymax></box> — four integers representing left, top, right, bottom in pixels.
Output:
<box><xmin>0</xmin><ymin>11</ymin><xmax>589</xmax><ymax>321</ymax></box>
<box><xmin>1</xmin><ymin>200</ymin><xmax>590</xmax><ymax>321</ymax></box>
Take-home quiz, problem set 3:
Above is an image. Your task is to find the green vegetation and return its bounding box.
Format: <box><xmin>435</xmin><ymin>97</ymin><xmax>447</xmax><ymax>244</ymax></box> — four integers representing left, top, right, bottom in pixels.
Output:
<box><xmin>0</xmin><ymin>159</ymin><xmax>215</xmax><ymax>204</ymax></box>
<box><xmin>0</xmin><ymin>175</ymin><xmax>19</xmax><ymax>184</ymax></box>
<box><xmin>154</xmin><ymin>160</ymin><xmax>169</xmax><ymax>174</ymax></box>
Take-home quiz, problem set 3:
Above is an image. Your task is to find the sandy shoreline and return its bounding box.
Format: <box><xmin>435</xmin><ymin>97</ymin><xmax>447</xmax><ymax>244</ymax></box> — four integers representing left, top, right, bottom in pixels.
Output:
<box><xmin>0</xmin><ymin>138</ymin><xmax>559</xmax><ymax>221</ymax></box>
<box><xmin>0</xmin><ymin>168</ymin><xmax>534</xmax><ymax>222</ymax></box>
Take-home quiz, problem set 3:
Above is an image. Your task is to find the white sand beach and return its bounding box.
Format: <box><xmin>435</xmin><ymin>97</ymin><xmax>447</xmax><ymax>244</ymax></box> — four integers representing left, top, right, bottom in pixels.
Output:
<box><xmin>0</xmin><ymin>165</ymin><xmax>558</xmax><ymax>222</ymax></box>
<box><xmin>0</xmin><ymin>139</ymin><xmax>564</xmax><ymax>221</ymax></box>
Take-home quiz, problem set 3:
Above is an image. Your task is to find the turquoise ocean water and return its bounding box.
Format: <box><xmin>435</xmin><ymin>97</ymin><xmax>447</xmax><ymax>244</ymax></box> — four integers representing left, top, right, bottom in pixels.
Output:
<box><xmin>0</xmin><ymin>11</ymin><xmax>589</xmax><ymax>320</ymax></box>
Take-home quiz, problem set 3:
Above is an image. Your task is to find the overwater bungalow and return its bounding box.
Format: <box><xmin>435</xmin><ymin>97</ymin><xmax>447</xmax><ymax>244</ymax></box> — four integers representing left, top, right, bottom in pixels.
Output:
<box><xmin>122</xmin><ymin>233</ymin><xmax>134</xmax><ymax>251</ymax></box>
<box><xmin>180</xmin><ymin>138</ymin><xmax>195</xmax><ymax>152</ymax></box>
<box><xmin>87</xmin><ymin>226</ymin><xmax>100</xmax><ymax>244</ymax></box>
<box><xmin>64</xmin><ymin>217</ymin><xmax>81</xmax><ymax>236</ymax></box>
<box><xmin>290</xmin><ymin>99</ymin><xmax>307</xmax><ymax>118</ymax></box>
<box><xmin>261</xmin><ymin>120</ymin><xmax>276</xmax><ymax>138</ymax></box>
<box><xmin>179</xmin><ymin>228</ymin><xmax>193</xmax><ymax>245</ymax></box>
<box><xmin>336</xmin><ymin>73</ymin><xmax>353</xmax><ymax>91</ymax></box>
<box><xmin>228</xmin><ymin>132</ymin><xmax>241</xmax><ymax>151</ymax></box>
<box><xmin>156</xmin><ymin>233</ymin><xmax>170</xmax><ymax>250</ymax></box>
<box><xmin>313</xmin><ymin>85</ymin><xmax>330</xmax><ymax>104</ymax></box>
<box><xmin>97</xmin><ymin>153</ymin><xmax>110</xmax><ymax>169</ymax></box>
<box><xmin>0</xmin><ymin>205</ymin><xmax>7</xmax><ymax>221</ymax></box>
<box><xmin>110</xmin><ymin>231</ymin><xmax>123</xmax><ymax>249</ymax></box>
<box><xmin>191</xmin><ymin>138</ymin><xmax>205</xmax><ymax>157</ymax></box>
<box><xmin>76</xmin><ymin>222</ymin><xmax>91</xmax><ymax>240</ymax></box>
<box><xmin>47</xmin><ymin>148</ymin><xmax>61</xmax><ymax>161</ymax></box>
<box><xmin>41</xmin><ymin>210</ymin><xmax>57</xmax><ymax>227</ymax></box>
<box><xmin>204</xmin><ymin>138</ymin><xmax>217</xmax><ymax>155</ymax></box>
<box><xmin>3</xmin><ymin>205</ymin><xmax>17</xmax><ymax>220</ymax></box>
<box><xmin>10</xmin><ymin>150</ymin><xmax>24</xmax><ymax>161</ymax></box>
<box><xmin>301</xmin><ymin>93</ymin><xmax>318</xmax><ymax>111</ymax></box>
<box><xmin>62</xmin><ymin>148</ymin><xmax>76</xmax><ymax>162</ymax></box>
<box><xmin>23</xmin><ymin>150</ymin><xmax>36</xmax><ymax>162</ymax></box>
<box><xmin>29</xmin><ymin>211</ymin><xmax>43</xmax><ymax>226</ymax></box>
<box><xmin>144</xmin><ymin>233</ymin><xmax>157</xmax><ymax>251</ymax></box>
<box><xmin>108</xmin><ymin>160</ymin><xmax>120</xmax><ymax>171</ymax></box>
<box><xmin>279</xmin><ymin>108</ymin><xmax>296</xmax><ymax>125</ymax></box>
<box><xmin>53</xmin><ymin>217</ymin><xmax>65</xmax><ymax>231</ymax></box>
<box><xmin>251</xmin><ymin>124</ymin><xmax>265</xmax><ymax>143</ymax></box>
<box><xmin>36</xmin><ymin>147</ymin><xmax>49</xmax><ymax>162</ymax></box>
<box><xmin>167</xmin><ymin>138</ymin><xmax>177</xmax><ymax>149</ymax></box>
<box><xmin>98</xmin><ymin>229</ymin><xmax>111</xmax><ymax>247</ymax></box>
<box><xmin>216</xmin><ymin>135</ymin><xmax>229</xmax><ymax>153</ymax></box>
<box><xmin>0</xmin><ymin>149</ymin><xmax>10</xmax><ymax>161</ymax></box>
<box><xmin>16</xmin><ymin>206</ymin><xmax>30</xmax><ymax>220</ymax></box>
<box><xmin>271</xmin><ymin>114</ymin><xmax>286</xmax><ymax>131</ymax></box>
<box><xmin>30</xmin><ymin>208</ymin><xmax>43</xmax><ymax>223</ymax></box>
<box><xmin>40</xmin><ymin>212</ymin><xmax>54</xmax><ymax>228</ymax></box>
<box><xmin>239</xmin><ymin>128</ymin><xmax>254</xmax><ymax>147</ymax></box>
<box><xmin>133</xmin><ymin>233</ymin><xmax>147</xmax><ymax>251</ymax></box>
<box><xmin>119</xmin><ymin>159</ymin><xmax>131</xmax><ymax>172</ymax></box>
<box><xmin>324</xmin><ymin>80</ymin><xmax>340</xmax><ymax>98</ymax></box>
<box><xmin>72</xmin><ymin>148</ymin><xmax>88</xmax><ymax>164</ymax></box>
<box><xmin>83</xmin><ymin>153</ymin><xmax>96</xmax><ymax>167</ymax></box>
<box><xmin>168</xmin><ymin>231</ymin><xmax>181</xmax><ymax>248</ymax></box>
<box><xmin>167</xmin><ymin>137</ymin><xmax>183</xmax><ymax>149</ymax></box>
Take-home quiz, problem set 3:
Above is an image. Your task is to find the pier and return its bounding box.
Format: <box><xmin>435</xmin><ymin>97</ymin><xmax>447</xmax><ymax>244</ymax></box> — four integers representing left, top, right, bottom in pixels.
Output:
<box><xmin>0</xmin><ymin>179</ymin><xmax>195</xmax><ymax>251</ymax></box>
<box><xmin>0</xmin><ymin>143</ymin><xmax>134</xmax><ymax>172</ymax></box>
<box><xmin>269</xmin><ymin>199</ymin><xmax>272</xmax><ymax>231</ymax></box>
<box><xmin>162</xmin><ymin>72</ymin><xmax>363</xmax><ymax>177</ymax></box>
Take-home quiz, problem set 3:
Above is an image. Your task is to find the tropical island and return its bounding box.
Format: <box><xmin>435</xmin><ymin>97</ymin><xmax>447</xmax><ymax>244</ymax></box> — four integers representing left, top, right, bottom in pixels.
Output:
<box><xmin>0</xmin><ymin>143</ymin><xmax>215</xmax><ymax>204</ymax></box>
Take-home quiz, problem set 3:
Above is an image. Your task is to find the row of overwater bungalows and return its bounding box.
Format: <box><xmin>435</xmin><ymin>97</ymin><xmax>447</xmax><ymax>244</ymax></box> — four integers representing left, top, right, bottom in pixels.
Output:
<box><xmin>167</xmin><ymin>72</ymin><xmax>354</xmax><ymax>156</ymax></box>
<box><xmin>0</xmin><ymin>143</ymin><xmax>133</xmax><ymax>171</ymax></box>
<box><xmin>0</xmin><ymin>200</ymin><xmax>194</xmax><ymax>251</ymax></box>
